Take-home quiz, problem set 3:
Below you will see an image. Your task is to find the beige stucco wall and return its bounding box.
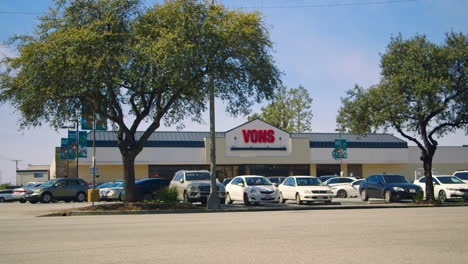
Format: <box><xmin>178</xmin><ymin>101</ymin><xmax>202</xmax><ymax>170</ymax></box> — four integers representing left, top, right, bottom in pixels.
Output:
<box><xmin>362</xmin><ymin>164</ymin><xmax>407</xmax><ymax>177</ymax></box>
<box><xmin>79</xmin><ymin>164</ymin><xmax>149</xmax><ymax>183</ymax></box>
<box><xmin>209</xmin><ymin>137</ymin><xmax>310</xmax><ymax>164</ymax></box>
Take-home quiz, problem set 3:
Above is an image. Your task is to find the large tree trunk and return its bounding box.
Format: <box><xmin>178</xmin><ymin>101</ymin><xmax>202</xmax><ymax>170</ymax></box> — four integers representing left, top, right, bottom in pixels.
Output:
<box><xmin>422</xmin><ymin>148</ymin><xmax>436</xmax><ymax>201</ymax></box>
<box><xmin>122</xmin><ymin>151</ymin><xmax>137</xmax><ymax>202</ymax></box>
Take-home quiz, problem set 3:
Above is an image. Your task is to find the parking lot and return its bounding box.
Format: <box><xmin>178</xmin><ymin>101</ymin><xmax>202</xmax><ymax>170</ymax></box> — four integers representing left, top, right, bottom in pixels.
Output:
<box><xmin>0</xmin><ymin>200</ymin><xmax>467</xmax><ymax>264</ymax></box>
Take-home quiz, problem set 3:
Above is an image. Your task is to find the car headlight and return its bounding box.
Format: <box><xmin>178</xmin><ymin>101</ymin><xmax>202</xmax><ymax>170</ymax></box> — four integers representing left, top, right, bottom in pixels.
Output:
<box><xmin>108</xmin><ymin>190</ymin><xmax>115</xmax><ymax>195</ymax></box>
<box><xmin>393</xmin><ymin>187</ymin><xmax>405</xmax><ymax>192</ymax></box>
<box><xmin>302</xmin><ymin>190</ymin><xmax>312</xmax><ymax>194</ymax></box>
<box><xmin>249</xmin><ymin>188</ymin><xmax>258</xmax><ymax>194</ymax></box>
<box><xmin>189</xmin><ymin>185</ymin><xmax>199</xmax><ymax>191</ymax></box>
<box><xmin>447</xmin><ymin>188</ymin><xmax>459</xmax><ymax>191</ymax></box>
<box><xmin>33</xmin><ymin>189</ymin><xmax>42</xmax><ymax>193</ymax></box>
<box><xmin>326</xmin><ymin>190</ymin><xmax>333</xmax><ymax>194</ymax></box>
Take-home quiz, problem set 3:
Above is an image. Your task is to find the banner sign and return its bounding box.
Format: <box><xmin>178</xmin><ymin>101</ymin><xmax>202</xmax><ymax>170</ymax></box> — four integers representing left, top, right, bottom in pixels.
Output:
<box><xmin>81</xmin><ymin>104</ymin><xmax>108</xmax><ymax>131</ymax></box>
<box><xmin>332</xmin><ymin>139</ymin><xmax>348</xmax><ymax>160</ymax></box>
<box><xmin>67</xmin><ymin>130</ymin><xmax>77</xmax><ymax>159</ymax></box>
<box><xmin>78</xmin><ymin>131</ymin><xmax>88</xmax><ymax>158</ymax></box>
<box><xmin>60</xmin><ymin>138</ymin><xmax>69</xmax><ymax>160</ymax></box>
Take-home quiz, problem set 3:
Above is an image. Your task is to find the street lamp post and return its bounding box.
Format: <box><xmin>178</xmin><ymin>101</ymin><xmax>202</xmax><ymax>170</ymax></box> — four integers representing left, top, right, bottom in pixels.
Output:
<box><xmin>335</xmin><ymin>128</ymin><xmax>343</xmax><ymax>176</ymax></box>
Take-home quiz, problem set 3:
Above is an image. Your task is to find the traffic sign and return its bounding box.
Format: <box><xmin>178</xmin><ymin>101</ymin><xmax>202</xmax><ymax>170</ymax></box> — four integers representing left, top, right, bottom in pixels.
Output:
<box><xmin>89</xmin><ymin>166</ymin><xmax>99</xmax><ymax>175</ymax></box>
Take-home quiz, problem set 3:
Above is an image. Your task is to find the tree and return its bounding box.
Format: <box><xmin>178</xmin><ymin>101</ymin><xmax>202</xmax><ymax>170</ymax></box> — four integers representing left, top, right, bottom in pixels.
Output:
<box><xmin>0</xmin><ymin>0</ymin><xmax>281</xmax><ymax>202</ymax></box>
<box><xmin>337</xmin><ymin>32</ymin><xmax>468</xmax><ymax>201</ymax></box>
<box><xmin>248</xmin><ymin>85</ymin><xmax>313</xmax><ymax>132</ymax></box>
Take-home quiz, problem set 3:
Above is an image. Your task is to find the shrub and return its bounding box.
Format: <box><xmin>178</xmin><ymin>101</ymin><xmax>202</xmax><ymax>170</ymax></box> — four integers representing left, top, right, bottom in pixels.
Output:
<box><xmin>412</xmin><ymin>191</ymin><xmax>424</xmax><ymax>203</ymax></box>
<box><xmin>157</xmin><ymin>187</ymin><xmax>178</xmax><ymax>203</ymax></box>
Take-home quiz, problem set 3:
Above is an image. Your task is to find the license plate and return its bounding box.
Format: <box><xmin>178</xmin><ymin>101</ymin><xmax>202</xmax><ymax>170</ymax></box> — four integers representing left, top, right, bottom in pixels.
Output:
<box><xmin>409</xmin><ymin>189</ymin><xmax>416</xmax><ymax>193</ymax></box>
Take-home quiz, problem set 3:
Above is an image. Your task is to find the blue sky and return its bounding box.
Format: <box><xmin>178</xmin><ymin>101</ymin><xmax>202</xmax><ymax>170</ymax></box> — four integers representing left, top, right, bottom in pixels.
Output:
<box><xmin>0</xmin><ymin>0</ymin><xmax>467</xmax><ymax>184</ymax></box>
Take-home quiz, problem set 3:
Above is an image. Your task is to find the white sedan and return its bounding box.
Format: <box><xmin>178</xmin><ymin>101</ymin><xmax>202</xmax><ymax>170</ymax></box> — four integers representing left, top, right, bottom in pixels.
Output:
<box><xmin>331</xmin><ymin>179</ymin><xmax>364</xmax><ymax>198</ymax></box>
<box><xmin>278</xmin><ymin>176</ymin><xmax>333</xmax><ymax>205</ymax></box>
<box><xmin>413</xmin><ymin>175</ymin><xmax>468</xmax><ymax>202</ymax></box>
<box><xmin>323</xmin><ymin>177</ymin><xmax>357</xmax><ymax>188</ymax></box>
<box><xmin>105</xmin><ymin>182</ymin><xmax>125</xmax><ymax>201</ymax></box>
<box><xmin>225</xmin><ymin>175</ymin><xmax>279</xmax><ymax>205</ymax></box>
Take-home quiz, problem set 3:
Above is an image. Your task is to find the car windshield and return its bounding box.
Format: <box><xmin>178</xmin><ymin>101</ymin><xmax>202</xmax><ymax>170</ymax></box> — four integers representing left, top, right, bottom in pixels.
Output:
<box><xmin>437</xmin><ymin>176</ymin><xmax>464</xmax><ymax>184</ymax></box>
<box><xmin>186</xmin><ymin>172</ymin><xmax>211</xmax><ymax>181</ymax></box>
<box><xmin>245</xmin><ymin>177</ymin><xmax>272</xmax><ymax>186</ymax></box>
<box><xmin>296</xmin><ymin>178</ymin><xmax>323</xmax><ymax>186</ymax></box>
<box><xmin>383</xmin><ymin>175</ymin><xmax>409</xmax><ymax>184</ymax></box>
<box><xmin>41</xmin><ymin>179</ymin><xmax>58</xmax><ymax>187</ymax></box>
<box><xmin>22</xmin><ymin>183</ymin><xmax>35</xmax><ymax>189</ymax></box>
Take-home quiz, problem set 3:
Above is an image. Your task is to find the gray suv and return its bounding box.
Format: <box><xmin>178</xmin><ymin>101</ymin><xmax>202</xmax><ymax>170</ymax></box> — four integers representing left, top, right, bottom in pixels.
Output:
<box><xmin>170</xmin><ymin>170</ymin><xmax>226</xmax><ymax>205</ymax></box>
<box><xmin>26</xmin><ymin>178</ymin><xmax>89</xmax><ymax>203</ymax></box>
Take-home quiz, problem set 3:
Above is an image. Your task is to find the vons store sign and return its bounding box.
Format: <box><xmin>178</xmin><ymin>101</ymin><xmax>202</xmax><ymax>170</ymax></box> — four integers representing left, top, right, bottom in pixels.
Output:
<box><xmin>242</xmin><ymin>129</ymin><xmax>275</xmax><ymax>143</ymax></box>
<box><xmin>225</xmin><ymin>120</ymin><xmax>291</xmax><ymax>155</ymax></box>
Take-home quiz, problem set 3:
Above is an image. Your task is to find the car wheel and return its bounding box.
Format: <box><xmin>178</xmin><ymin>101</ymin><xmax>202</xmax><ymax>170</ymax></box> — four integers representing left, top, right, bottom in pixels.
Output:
<box><xmin>439</xmin><ymin>190</ymin><xmax>447</xmax><ymax>203</ymax></box>
<box><xmin>75</xmin><ymin>192</ymin><xmax>86</xmax><ymax>202</ymax></box>
<box><xmin>385</xmin><ymin>190</ymin><xmax>393</xmax><ymax>202</ymax></box>
<box><xmin>243</xmin><ymin>193</ymin><xmax>251</xmax><ymax>206</ymax></box>
<box><xmin>29</xmin><ymin>200</ymin><xmax>38</xmax><ymax>204</ymax></box>
<box><xmin>118</xmin><ymin>194</ymin><xmax>123</xmax><ymax>201</ymax></box>
<box><xmin>40</xmin><ymin>193</ymin><xmax>52</xmax><ymax>203</ymax></box>
<box><xmin>20</xmin><ymin>199</ymin><xmax>27</xmax><ymax>203</ymax></box>
<box><xmin>279</xmin><ymin>192</ymin><xmax>286</xmax><ymax>203</ymax></box>
<box><xmin>337</xmin><ymin>190</ymin><xmax>347</xmax><ymax>198</ymax></box>
<box><xmin>295</xmin><ymin>193</ymin><xmax>303</xmax><ymax>205</ymax></box>
<box><xmin>0</xmin><ymin>197</ymin><xmax>5</xmax><ymax>202</ymax></box>
<box><xmin>183</xmin><ymin>192</ymin><xmax>190</xmax><ymax>204</ymax></box>
<box><xmin>143</xmin><ymin>193</ymin><xmax>153</xmax><ymax>201</ymax></box>
<box><xmin>361</xmin><ymin>189</ymin><xmax>369</xmax><ymax>201</ymax></box>
<box><xmin>226</xmin><ymin>193</ymin><xmax>233</xmax><ymax>204</ymax></box>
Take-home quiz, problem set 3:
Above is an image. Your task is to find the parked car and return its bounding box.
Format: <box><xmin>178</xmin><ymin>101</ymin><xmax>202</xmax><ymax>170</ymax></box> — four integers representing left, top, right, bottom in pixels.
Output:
<box><xmin>225</xmin><ymin>175</ymin><xmax>279</xmax><ymax>205</ymax></box>
<box><xmin>0</xmin><ymin>189</ymin><xmax>14</xmax><ymax>202</ymax></box>
<box><xmin>318</xmin><ymin>175</ymin><xmax>337</xmax><ymax>182</ymax></box>
<box><xmin>25</xmin><ymin>178</ymin><xmax>89</xmax><ymax>203</ymax></box>
<box><xmin>267</xmin><ymin>176</ymin><xmax>286</xmax><ymax>187</ymax></box>
<box><xmin>132</xmin><ymin>178</ymin><xmax>170</xmax><ymax>201</ymax></box>
<box><xmin>12</xmin><ymin>182</ymin><xmax>43</xmax><ymax>203</ymax></box>
<box><xmin>323</xmin><ymin>177</ymin><xmax>357</xmax><ymax>188</ymax></box>
<box><xmin>278</xmin><ymin>176</ymin><xmax>333</xmax><ymax>205</ymax></box>
<box><xmin>331</xmin><ymin>179</ymin><xmax>364</xmax><ymax>198</ymax></box>
<box><xmin>170</xmin><ymin>170</ymin><xmax>225</xmax><ymax>204</ymax></box>
<box><xmin>99</xmin><ymin>181</ymin><xmax>125</xmax><ymax>200</ymax></box>
<box><xmin>453</xmin><ymin>170</ymin><xmax>468</xmax><ymax>184</ymax></box>
<box><xmin>413</xmin><ymin>175</ymin><xmax>468</xmax><ymax>202</ymax></box>
<box><xmin>221</xmin><ymin>178</ymin><xmax>232</xmax><ymax>186</ymax></box>
<box><xmin>360</xmin><ymin>174</ymin><xmax>422</xmax><ymax>202</ymax></box>
<box><xmin>105</xmin><ymin>182</ymin><xmax>125</xmax><ymax>201</ymax></box>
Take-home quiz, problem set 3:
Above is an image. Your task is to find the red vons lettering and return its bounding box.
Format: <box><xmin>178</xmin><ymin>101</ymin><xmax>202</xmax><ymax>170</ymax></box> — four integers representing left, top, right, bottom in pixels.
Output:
<box><xmin>242</xmin><ymin>129</ymin><xmax>275</xmax><ymax>143</ymax></box>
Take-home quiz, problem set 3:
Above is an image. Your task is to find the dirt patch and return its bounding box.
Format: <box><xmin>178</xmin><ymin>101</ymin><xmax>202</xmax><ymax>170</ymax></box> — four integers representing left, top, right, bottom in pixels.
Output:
<box><xmin>56</xmin><ymin>202</ymin><xmax>198</xmax><ymax>213</ymax></box>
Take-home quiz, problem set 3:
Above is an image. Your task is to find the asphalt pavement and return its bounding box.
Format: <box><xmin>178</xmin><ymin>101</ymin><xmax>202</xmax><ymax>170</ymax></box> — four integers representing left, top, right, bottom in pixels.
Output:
<box><xmin>0</xmin><ymin>202</ymin><xmax>467</xmax><ymax>264</ymax></box>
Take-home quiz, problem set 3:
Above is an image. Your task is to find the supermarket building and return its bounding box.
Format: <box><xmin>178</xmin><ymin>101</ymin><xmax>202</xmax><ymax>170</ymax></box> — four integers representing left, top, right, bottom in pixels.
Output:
<box><xmin>50</xmin><ymin>119</ymin><xmax>468</xmax><ymax>182</ymax></box>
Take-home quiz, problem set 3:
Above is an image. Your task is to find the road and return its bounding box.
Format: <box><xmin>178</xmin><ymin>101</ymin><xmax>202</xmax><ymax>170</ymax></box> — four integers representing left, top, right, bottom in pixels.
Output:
<box><xmin>0</xmin><ymin>203</ymin><xmax>467</xmax><ymax>264</ymax></box>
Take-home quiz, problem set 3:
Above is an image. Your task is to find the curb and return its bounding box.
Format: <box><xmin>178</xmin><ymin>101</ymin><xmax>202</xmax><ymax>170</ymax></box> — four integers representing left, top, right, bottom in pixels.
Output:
<box><xmin>38</xmin><ymin>202</ymin><xmax>468</xmax><ymax>217</ymax></box>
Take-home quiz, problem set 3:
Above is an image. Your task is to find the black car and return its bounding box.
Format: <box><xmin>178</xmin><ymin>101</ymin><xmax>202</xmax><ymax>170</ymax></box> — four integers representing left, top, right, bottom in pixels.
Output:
<box><xmin>221</xmin><ymin>178</ymin><xmax>232</xmax><ymax>186</ymax></box>
<box><xmin>267</xmin><ymin>177</ymin><xmax>286</xmax><ymax>187</ymax></box>
<box><xmin>360</xmin><ymin>174</ymin><xmax>422</xmax><ymax>202</ymax></box>
<box><xmin>134</xmin><ymin>178</ymin><xmax>170</xmax><ymax>201</ymax></box>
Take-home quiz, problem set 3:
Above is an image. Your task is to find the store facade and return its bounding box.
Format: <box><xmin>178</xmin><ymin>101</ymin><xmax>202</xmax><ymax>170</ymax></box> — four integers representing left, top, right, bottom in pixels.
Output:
<box><xmin>51</xmin><ymin>119</ymin><xmax>468</xmax><ymax>183</ymax></box>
